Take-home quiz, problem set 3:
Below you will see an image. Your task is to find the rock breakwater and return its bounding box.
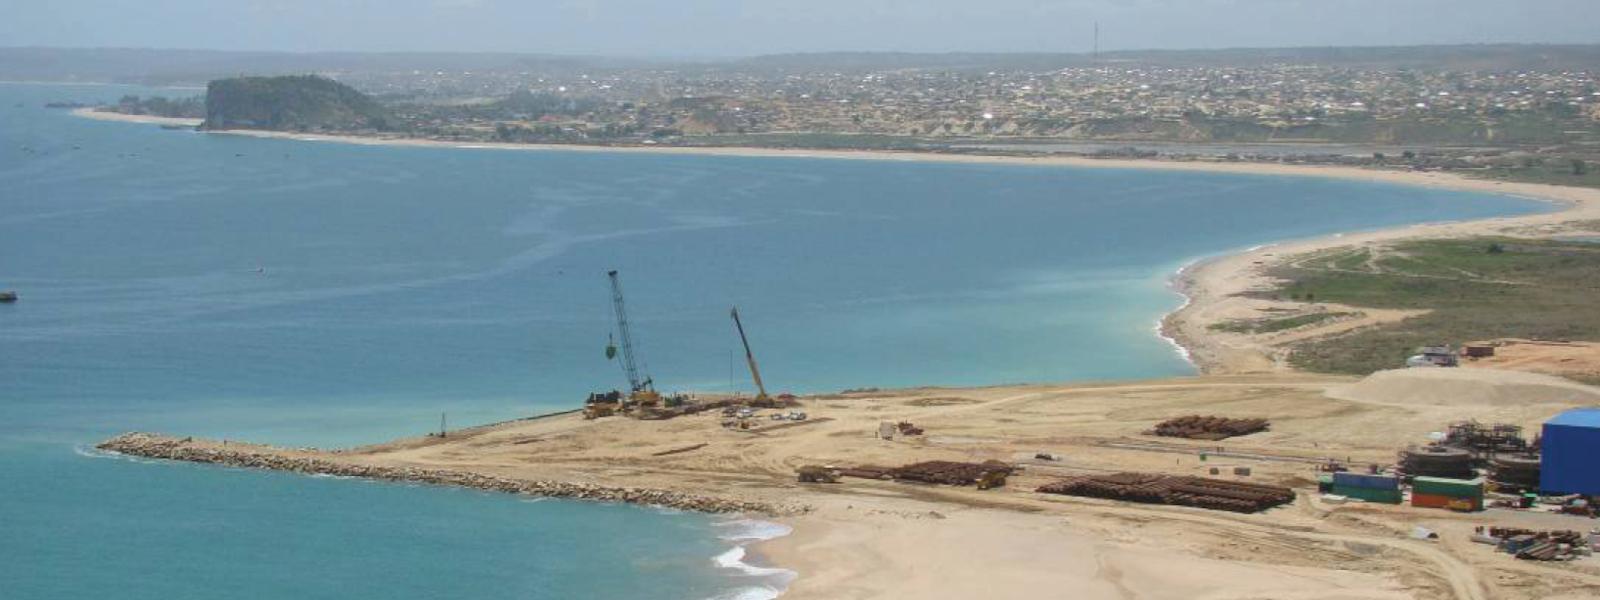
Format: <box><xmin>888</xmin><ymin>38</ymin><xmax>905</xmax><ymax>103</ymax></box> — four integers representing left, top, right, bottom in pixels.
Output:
<box><xmin>98</xmin><ymin>432</ymin><xmax>798</xmax><ymax>515</ymax></box>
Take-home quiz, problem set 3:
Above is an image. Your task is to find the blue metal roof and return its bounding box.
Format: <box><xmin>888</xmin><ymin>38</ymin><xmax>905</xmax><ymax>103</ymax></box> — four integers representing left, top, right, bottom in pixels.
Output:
<box><xmin>1548</xmin><ymin>408</ymin><xmax>1600</xmax><ymax>428</ymax></box>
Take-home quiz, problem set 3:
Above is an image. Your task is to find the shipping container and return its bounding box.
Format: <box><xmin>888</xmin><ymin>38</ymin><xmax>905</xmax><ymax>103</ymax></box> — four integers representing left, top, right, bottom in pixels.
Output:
<box><xmin>1332</xmin><ymin>472</ymin><xmax>1399</xmax><ymax>490</ymax></box>
<box><xmin>1332</xmin><ymin>484</ymin><xmax>1403</xmax><ymax>504</ymax></box>
<box><xmin>1543</xmin><ymin>409</ymin><xmax>1600</xmax><ymax>495</ymax></box>
<box><xmin>1411</xmin><ymin>492</ymin><xmax>1481</xmax><ymax>511</ymax></box>
<box><xmin>1412</xmin><ymin>476</ymin><xmax>1485</xmax><ymax>498</ymax></box>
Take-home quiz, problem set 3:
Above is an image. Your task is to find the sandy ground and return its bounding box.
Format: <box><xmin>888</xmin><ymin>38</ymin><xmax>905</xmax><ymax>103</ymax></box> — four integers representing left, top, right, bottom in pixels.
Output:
<box><xmin>128</xmin><ymin>371</ymin><xmax>1600</xmax><ymax>600</ymax></box>
<box><xmin>1460</xmin><ymin>339</ymin><xmax>1600</xmax><ymax>383</ymax></box>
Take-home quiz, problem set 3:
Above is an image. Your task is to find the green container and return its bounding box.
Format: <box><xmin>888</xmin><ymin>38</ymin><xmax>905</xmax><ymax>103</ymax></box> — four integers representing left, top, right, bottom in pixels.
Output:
<box><xmin>1412</xmin><ymin>476</ymin><xmax>1485</xmax><ymax>498</ymax></box>
<box><xmin>1332</xmin><ymin>484</ymin><xmax>1403</xmax><ymax>504</ymax></box>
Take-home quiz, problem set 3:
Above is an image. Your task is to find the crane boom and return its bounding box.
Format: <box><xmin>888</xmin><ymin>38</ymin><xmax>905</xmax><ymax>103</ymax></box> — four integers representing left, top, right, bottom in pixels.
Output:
<box><xmin>608</xmin><ymin>270</ymin><xmax>651</xmax><ymax>393</ymax></box>
<box><xmin>730</xmin><ymin>306</ymin><xmax>769</xmax><ymax>401</ymax></box>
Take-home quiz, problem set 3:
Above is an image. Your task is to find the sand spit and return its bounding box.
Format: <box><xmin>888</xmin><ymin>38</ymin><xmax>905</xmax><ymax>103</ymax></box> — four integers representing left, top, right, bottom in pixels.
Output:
<box><xmin>1162</xmin><ymin>179</ymin><xmax>1600</xmax><ymax>375</ymax></box>
<box><xmin>97</xmin><ymin>432</ymin><xmax>798</xmax><ymax>516</ymax></box>
<box><xmin>71</xmin><ymin>107</ymin><xmax>202</xmax><ymax>127</ymax></box>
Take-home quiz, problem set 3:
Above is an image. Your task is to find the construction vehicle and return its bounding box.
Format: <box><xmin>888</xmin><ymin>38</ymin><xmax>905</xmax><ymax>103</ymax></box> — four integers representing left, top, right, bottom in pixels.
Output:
<box><xmin>975</xmin><ymin>469</ymin><xmax>1009</xmax><ymax>491</ymax></box>
<box><xmin>607</xmin><ymin>270</ymin><xmax>662</xmax><ymax>409</ymax></box>
<box><xmin>797</xmin><ymin>465</ymin><xmax>841</xmax><ymax>483</ymax></box>
<box><xmin>583</xmin><ymin>390</ymin><xmax>622</xmax><ymax>419</ymax></box>
<box><xmin>730</xmin><ymin>306</ymin><xmax>778</xmax><ymax>408</ymax></box>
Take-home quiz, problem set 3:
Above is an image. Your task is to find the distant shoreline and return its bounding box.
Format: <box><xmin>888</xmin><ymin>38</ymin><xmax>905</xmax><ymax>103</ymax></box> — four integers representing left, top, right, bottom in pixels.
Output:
<box><xmin>71</xmin><ymin>107</ymin><xmax>1600</xmax><ymax>374</ymax></box>
<box><xmin>66</xmin><ymin>107</ymin><xmax>1565</xmax><ymax>194</ymax></box>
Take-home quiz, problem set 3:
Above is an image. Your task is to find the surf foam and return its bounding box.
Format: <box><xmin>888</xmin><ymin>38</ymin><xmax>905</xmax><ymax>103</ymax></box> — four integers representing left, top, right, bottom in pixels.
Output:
<box><xmin>708</xmin><ymin>518</ymin><xmax>797</xmax><ymax>600</ymax></box>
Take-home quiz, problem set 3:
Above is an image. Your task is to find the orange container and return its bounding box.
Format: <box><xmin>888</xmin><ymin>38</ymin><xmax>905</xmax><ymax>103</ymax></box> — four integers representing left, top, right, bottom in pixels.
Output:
<box><xmin>1411</xmin><ymin>492</ymin><xmax>1453</xmax><ymax>508</ymax></box>
<box><xmin>1412</xmin><ymin>492</ymin><xmax>1480</xmax><ymax>511</ymax></box>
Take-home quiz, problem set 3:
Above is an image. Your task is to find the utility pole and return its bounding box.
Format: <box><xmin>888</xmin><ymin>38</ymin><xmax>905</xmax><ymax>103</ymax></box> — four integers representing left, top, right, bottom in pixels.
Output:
<box><xmin>440</xmin><ymin>411</ymin><xmax>447</xmax><ymax>438</ymax></box>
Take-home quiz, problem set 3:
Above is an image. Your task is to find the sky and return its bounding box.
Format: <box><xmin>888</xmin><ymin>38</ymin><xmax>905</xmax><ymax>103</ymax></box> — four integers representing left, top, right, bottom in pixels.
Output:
<box><xmin>1</xmin><ymin>0</ymin><xmax>1595</xmax><ymax>57</ymax></box>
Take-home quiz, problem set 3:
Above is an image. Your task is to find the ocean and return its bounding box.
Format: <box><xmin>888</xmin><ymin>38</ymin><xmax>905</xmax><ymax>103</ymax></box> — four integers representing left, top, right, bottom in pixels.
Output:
<box><xmin>0</xmin><ymin>82</ymin><xmax>1547</xmax><ymax>599</ymax></box>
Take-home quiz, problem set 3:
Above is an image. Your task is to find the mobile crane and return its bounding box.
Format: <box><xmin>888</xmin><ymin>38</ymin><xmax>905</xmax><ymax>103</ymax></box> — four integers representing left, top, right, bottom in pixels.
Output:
<box><xmin>730</xmin><ymin>306</ymin><xmax>778</xmax><ymax>408</ymax></box>
<box><xmin>606</xmin><ymin>270</ymin><xmax>662</xmax><ymax>409</ymax></box>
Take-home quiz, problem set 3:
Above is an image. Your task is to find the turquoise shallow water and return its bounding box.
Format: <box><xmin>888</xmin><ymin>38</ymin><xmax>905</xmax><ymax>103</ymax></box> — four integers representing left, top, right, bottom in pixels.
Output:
<box><xmin>0</xmin><ymin>82</ymin><xmax>1548</xmax><ymax>599</ymax></box>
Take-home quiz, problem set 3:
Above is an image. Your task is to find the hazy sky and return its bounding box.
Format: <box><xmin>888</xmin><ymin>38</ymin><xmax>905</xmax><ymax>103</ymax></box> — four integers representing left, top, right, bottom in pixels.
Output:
<box><xmin>1</xmin><ymin>0</ymin><xmax>1595</xmax><ymax>57</ymax></box>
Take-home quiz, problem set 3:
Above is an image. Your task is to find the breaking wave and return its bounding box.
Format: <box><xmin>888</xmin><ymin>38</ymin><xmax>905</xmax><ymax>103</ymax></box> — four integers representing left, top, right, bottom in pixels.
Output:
<box><xmin>707</xmin><ymin>518</ymin><xmax>797</xmax><ymax>600</ymax></box>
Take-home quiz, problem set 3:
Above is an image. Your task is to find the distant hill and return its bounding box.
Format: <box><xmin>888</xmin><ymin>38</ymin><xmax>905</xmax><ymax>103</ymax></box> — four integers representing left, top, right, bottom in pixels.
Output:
<box><xmin>6</xmin><ymin>45</ymin><xmax>1600</xmax><ymax>84</ymax></box>
<box><xmin>202</xmin><ymin>75</ymin><xmax>392</xmax><ymax>132</ymax></box>
<box><xmin>737</xmin><ymin>45</ymin><xmax>1600</xmax><ymax>72</ymax></box>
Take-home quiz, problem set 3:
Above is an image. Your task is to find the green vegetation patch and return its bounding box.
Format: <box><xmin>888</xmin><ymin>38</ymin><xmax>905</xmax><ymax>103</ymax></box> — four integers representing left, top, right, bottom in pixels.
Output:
<box><xmin>202</xmin><ymin>75</ymin><xmax>392</xmax><ymax>132</ymax></box>
<box><xmin>1471</xmin><ymin>158</ymin><xmax>1600</xmax><ymax>190</ymax></box>
<box><xmin>1210</xmin><ymin>312</ymin><xmax>1354</xmax><ymax>334</ymax></box>
<box><xmin>1260</xmin><ymin>238</ymin><xmax>1600</xmax><ymax>376</ymax></box>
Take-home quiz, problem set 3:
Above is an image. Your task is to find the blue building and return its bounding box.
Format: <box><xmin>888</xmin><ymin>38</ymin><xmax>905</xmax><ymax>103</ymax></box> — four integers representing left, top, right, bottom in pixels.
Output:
<box><xmin>1541</xmin><ymin>408</ymin><xmax>1600</xmax><ymax>495</ymax></box>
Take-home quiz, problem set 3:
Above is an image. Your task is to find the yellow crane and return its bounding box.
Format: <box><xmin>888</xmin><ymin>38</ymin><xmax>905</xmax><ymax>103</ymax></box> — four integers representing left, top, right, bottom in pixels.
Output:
<box><xmin>607</xmin><ymin>270</ymin><xmax>661</xmax><ymax>408</ymax></box>
<box><xmin>730</xmin><ymin>306</ymin><xmax>773</xmax><ymax>407</ymax></box>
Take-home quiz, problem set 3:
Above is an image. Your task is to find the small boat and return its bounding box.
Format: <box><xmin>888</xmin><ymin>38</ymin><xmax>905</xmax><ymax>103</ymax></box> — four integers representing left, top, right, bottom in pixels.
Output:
<box><xmin>0</xmin><ymin>291</ymin><xmax>17</xmax><ymax>303</ymax></box>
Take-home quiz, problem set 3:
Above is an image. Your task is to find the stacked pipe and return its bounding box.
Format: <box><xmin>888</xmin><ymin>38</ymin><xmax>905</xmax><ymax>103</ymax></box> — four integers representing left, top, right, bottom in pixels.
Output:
<box><xmin>889</xmin><ymin>460</ymin><xmax>1013</xmax><ymax>486</ymax></box>
<box><xmin>1480</xmin><ymin>527</ymin><xmax>1588</xmax><ymax>561</ymax></box>
<box><xmin>837</xmin><ymin>465</ymin><xmax>894</xmax><ymax>480</ymax></box>
<box><xmin>1147</xmin><ymin>415</ymin><xmax>1269</xmax><ymax>441</ymax></box>
<box><xmin>1036</xmin><ymin>472</ymin><xmax>1295</xmax><ymax>513</ymax></box>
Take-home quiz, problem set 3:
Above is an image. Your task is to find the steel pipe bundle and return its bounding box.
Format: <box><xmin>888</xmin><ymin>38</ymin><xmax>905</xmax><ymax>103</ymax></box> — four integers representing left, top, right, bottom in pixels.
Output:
<box><xmin>889</xmin><ymin>460</ymin><xmax>1013</xmax><ymax>487</ymax></box>
<box><xmin>1036</xmin><ymin>472</ymin><xmax>1295</xmax><ymax>513</ymax></box>
<box><xmin>1147</xmin><ymin>415</ymin><xmax>1269</xmax><ymax>441</ymax></box>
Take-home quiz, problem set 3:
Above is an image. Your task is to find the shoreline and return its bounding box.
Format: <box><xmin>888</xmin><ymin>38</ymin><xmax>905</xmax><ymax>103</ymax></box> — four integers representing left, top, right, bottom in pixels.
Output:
<box><xmin>60</xmin><ymin>107</ymin><xmax>1587</xmax><ymax>192</ymax></box>
<box><xmin>96</xmin><ymin>433</ymin><xmax>799</xmax><ymax>598</ymax></box>
<box><xmin>1159</xmin><ymin>179</ymin><xmax>1600</xmax><ymax>374</ymax></box>
<box><xmin>71</xmin><ymin>105</ymin><xmax>1600</xmax><ymax>374</ymax></box>
<box><xmin>95</xmin><ymin>432</ymin><xmax>797</xmax><ymax>515</ymax></box>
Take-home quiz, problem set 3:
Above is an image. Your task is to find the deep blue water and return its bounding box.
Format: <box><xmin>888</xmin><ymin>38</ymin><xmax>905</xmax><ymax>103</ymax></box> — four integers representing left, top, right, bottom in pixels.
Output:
<box><xmin>0</xmin><ymin>82</ymin><xmax>1547</xmax><ymax>599</ymax></box>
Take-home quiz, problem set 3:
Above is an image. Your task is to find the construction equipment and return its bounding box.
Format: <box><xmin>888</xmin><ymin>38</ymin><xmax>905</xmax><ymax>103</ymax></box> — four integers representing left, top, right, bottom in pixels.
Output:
<box><xmin>730</xmin><ymin>306</ymin><xmax>776</xmax><ymax>407</ymax></box>
<box><xmin>1488</xmin><ymin>454</ymin><xmax>1542</xmax><ymax>493</ymax></box>
<box><xmin>607</xmin><ymin>270</ymin><xmax>661</xmax><ymax>408</ymax></box>
<box><xmin>1399</xmin><ymin>444</ymin><xmax>1475</xmax><ymax>479</ymax></box>
<box><xmin>583</xmin><ymin>391</ymin><xmax>622</xmax><ymax>419</ymax></box>
<box><xmin>796</xmin><ymin>465</ymin><xmax>841</xmax><ymax>483</ymax></box>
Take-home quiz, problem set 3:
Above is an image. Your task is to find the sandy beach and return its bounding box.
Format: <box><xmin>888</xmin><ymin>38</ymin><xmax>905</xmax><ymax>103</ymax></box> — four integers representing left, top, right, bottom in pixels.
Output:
<box><xmin>71</xmin><ymin>108</ymin><xmax>203</xmax><ymax>127</ymax></box>
<box><xmin>60</xmin><ymin>107</ymin><xmax>1596</xmax><ymax>195</ymax></box>
<box><xmin>1159</xmin><ymin>178</ymin><xmax>1600</xmax><ymax>375</ymax></box>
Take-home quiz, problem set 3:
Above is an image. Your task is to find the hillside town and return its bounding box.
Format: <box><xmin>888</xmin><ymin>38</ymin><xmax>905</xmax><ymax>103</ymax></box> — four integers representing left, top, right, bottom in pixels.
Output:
<box><xmin>332</xmin><ymin>64</ymin><xmax>1600</xmax><ymax>146</ymax></box>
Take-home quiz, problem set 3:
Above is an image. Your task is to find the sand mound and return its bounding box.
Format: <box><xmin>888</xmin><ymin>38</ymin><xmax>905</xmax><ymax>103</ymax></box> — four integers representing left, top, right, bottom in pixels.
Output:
<box><xmin>1327</xmin><ymin>368</ymin><xmax>1600</xmax><ymax>407</ymax></box>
